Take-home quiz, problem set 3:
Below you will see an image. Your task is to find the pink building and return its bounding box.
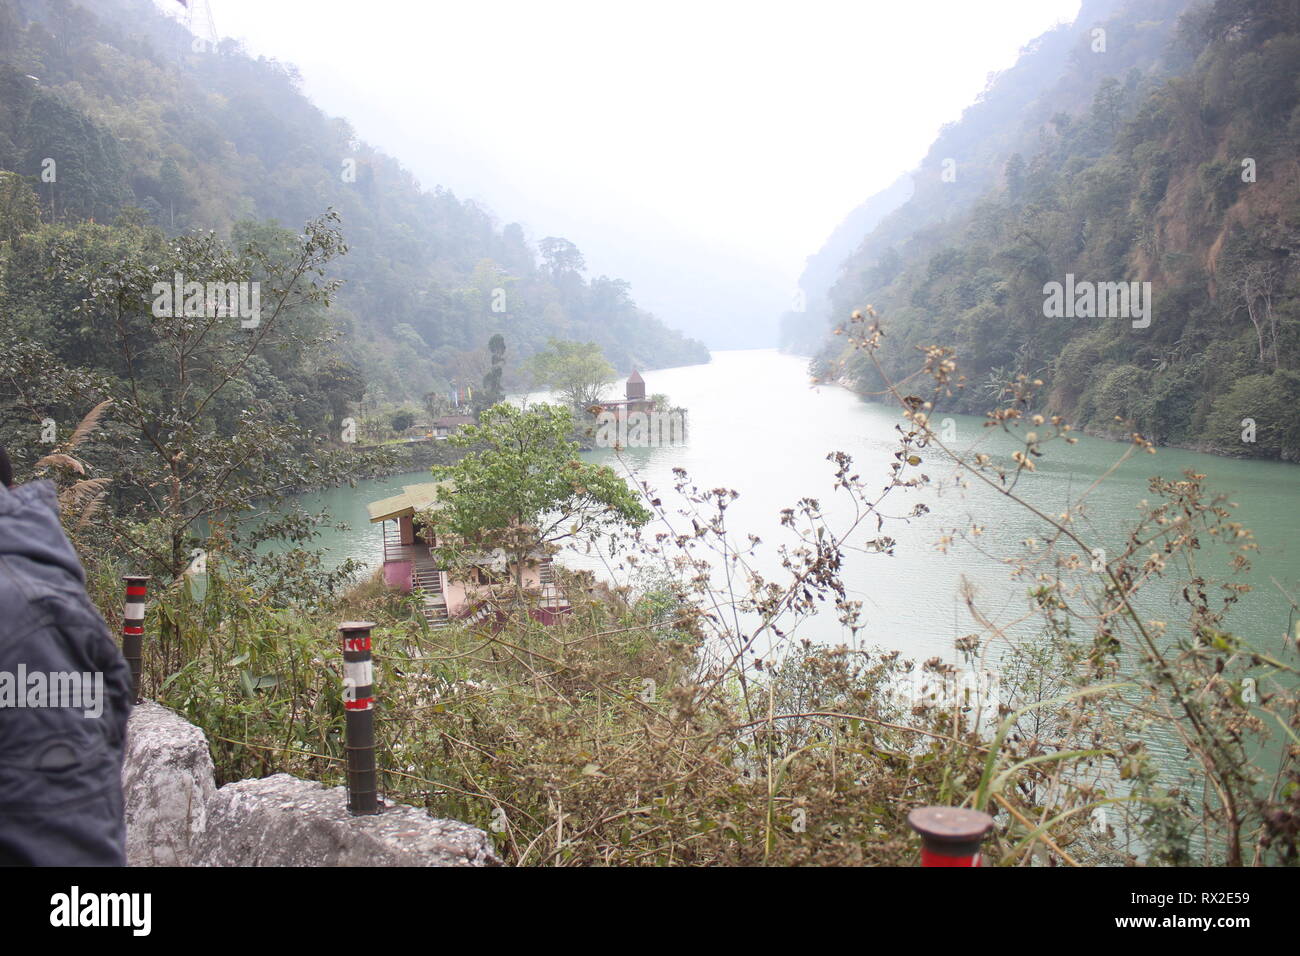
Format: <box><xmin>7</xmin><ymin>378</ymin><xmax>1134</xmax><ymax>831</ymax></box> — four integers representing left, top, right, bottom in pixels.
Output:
<box><xmin>366</xmin><ymin>481</ymin><xmax>569</xmax><ymax>629</ymax></box>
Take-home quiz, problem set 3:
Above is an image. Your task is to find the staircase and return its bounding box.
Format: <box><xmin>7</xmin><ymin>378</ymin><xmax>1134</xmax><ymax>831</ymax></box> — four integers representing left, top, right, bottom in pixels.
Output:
<box><xmin>384</xmin><ymin>524</ymin><xmax>449</xmax><ymax>629</ymax></box>
<box><xmin>414</xmin><ymin>554</ymin><xmax>449</xmax><ymax>629</ymax></box>
<box><xmin>537</xmin><ymin>558</ymin><xmax>568</xmax><ymax>611</ymax></box>
<box><xmin>462</xmin><ymin>599</ymin><xmax>499</xmax><ymax>632</ymax></box>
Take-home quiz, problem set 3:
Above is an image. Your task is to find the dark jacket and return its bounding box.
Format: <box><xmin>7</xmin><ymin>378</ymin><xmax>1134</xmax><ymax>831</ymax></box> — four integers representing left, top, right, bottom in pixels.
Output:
<box><xmin>0</xmin><ymin>481</ymin><xmax>132</xmax><ymax>865</ymax></box>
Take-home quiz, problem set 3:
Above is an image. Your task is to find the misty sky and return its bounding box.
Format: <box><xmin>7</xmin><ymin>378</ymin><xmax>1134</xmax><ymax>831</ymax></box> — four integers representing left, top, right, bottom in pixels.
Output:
<box><xmin>156</xmin><ymin>0</ymin><xmax>1082</xmax><ymax>342</ymax></box>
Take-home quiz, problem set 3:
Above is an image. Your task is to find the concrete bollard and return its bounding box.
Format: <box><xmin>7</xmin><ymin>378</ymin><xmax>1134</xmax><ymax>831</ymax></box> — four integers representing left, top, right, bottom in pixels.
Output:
<box><xmin>338</xmin><ymin>621</ymin><xmax>380</xmax><ymax>815</ymax></box>
<box><xmin>908</xmin><ymin>806</ymin><xmax>995</xmax><ymax>867</ymax></box>
<box><xmin>121</xmin><ymin>575</ymin><xmax>150</xmax><ymax>704</ymax></box>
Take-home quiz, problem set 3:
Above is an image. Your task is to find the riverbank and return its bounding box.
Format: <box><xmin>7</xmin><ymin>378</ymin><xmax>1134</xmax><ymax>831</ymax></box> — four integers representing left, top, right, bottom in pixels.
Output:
<box><xmin>799</xmin><ymin>347</ymin><xmax>1300</xmax><ymax>465</ymax></box>
<box><xmin>350</xmin><ymin>437</ymin><xmax>466</xmax><ymax>478</ymax></box>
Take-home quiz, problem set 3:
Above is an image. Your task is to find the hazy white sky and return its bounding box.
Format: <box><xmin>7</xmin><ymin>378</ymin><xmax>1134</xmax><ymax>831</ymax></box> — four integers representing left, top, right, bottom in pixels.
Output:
<box><xmin>154</xmin><ymin>1</ymin><xmax>1084</xmax><ymax>345</ymax></box>
<box><xmin>160</xmin><ymin>1</ymin><xmax>1080</xmax><ymax>272</ymax></box>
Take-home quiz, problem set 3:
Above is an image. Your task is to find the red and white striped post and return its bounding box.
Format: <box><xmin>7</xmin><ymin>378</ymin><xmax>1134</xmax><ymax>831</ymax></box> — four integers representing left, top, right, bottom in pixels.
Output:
<box><xmin>121</xmin><ymin>575</ymin><xmax>150</xmax><ymax>704</ymax></box>
<box><xmin>908</xmin><ymin>806</ymin><xmax>995</xmax><ymax>867</ymax></box>
<box><xmin>339</xmin><ymin>621</ymin><xmax>380</xmax><ymax>815</ymax></box>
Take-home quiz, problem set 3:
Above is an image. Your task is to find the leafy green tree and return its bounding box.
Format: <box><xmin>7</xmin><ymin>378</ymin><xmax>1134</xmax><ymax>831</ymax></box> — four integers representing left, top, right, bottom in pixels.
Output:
<box><xmin>67</xmin><ymin>211</ymin><xmax>377</xmax><ymax>593</ymax></box>
<box><xmin>0</xmin><ymin>171</ymin><xmax>40</xmax><ymax>242</ymax></box>
<box><xmin>529</xmin><ymin>339</ymin><xmax>615</xmax><ymax>411</ymax></box>
<box><xmin>157</xmin><ymin>156</ymin><xmax>187</xmax><ymax>230</ymax></box>
<box><xmin>537</xmin><ymin>236</ymin><xmax>586</xmax><ymax>279</ymax></box>
<box><xmin>1089</xmin><ymin>77</ymin><xmax>1124</xmax><ymax>141</ymax></box>
<box><xmin>315</xmin><ymin>358</ymin><xmax>366</xmax><ymax>436</ymax></box>
<box><xmin>475</xmin><ymin>333</ymin><xmax>507</xmax><ymax>413</ymax></box>
<box><xmin>429</xmin><ymin>403</ymin><xmax>650</xmax><ymax>594</ymax></box>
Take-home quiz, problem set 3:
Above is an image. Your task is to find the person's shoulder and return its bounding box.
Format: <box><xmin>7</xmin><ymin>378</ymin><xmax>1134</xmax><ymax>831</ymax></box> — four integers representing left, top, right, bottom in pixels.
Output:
<box><xmin>0</xmin><ymin>479</ymin><xmax>87</xmax><ymax>629</ymax></box>
<box><xmin>0</xmin><ymin>479</ymin><xmax>58</xmax><ymax>514</ymax></box>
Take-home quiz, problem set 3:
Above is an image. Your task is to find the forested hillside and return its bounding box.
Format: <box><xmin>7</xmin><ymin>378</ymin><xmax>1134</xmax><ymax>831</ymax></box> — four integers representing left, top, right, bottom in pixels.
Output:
<box><xmin>782</xmin><ymin>0</ymin><xmax>1144</xmax><ymax>355</ymax></box>
<box><xmin>799</xmin><ymin>0</ymin><xmax>1300</xmax><ymax>460</ymax></box>
<box><xmin>0</xmin><ymin>0</ymin><xmax>707</xmax><ymax>412</ymax></box>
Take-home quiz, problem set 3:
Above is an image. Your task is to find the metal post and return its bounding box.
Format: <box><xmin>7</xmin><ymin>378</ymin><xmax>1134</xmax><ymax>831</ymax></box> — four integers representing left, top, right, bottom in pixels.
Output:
<box><xmin>121</xmin><ymin>575</ymin><xmax>150</xmax><ymax>704</ymax></box>
<box><xmin>908</xmin><ymin>806</ymin><xmax>994</xmax><ymax>867</ymax></box>
<box><xmin>339</xmin><ymin>621</ymin><xmax>380</xmax><ymax>815</ymax></box>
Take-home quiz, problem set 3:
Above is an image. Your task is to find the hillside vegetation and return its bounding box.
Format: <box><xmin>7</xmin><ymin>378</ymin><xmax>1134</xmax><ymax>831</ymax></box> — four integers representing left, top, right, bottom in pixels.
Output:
<box><xmin>0</xmin><ymin>0</ymin><xmax>707</xmax><ymax>412</ymax></box>
<box><xmin>793</xmin><ymin>0</ymin><xmax>1300</xmax><ymax>460</ymax></box>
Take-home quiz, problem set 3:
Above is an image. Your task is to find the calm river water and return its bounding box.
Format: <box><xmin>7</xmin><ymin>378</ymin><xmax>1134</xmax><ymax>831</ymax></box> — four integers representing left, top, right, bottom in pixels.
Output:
<box><xmin>283</xmin><ymin>349</ymin><xmax>1300</xmax><ymax>668</ymax></box>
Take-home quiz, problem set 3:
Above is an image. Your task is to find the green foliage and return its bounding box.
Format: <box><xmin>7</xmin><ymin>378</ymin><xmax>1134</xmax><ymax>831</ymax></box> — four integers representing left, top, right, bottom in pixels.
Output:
<box><xmin>1198</xmin><ymin>158</ymin><xmax>1242</xmax><ymax>213</ymax></box>
<box><xmin>1204</xmin><ymin>369</ymin><xmax>1300</xmax><ymax>458</ymax></box>
<box><xmin>315</xmin><ymin>359</ymin><xmax>366</xmax><ymax>431</ymax></box>
<box><xmin>474</xmin><ymin>332</ymin><xmax>507</xmax><ymax>414</ymax></box>
<box><xmin>1079</xmin><ymin>363</ymin><xmax>1153</xmax><ymax>429</ymax></box>
<box><xmin>429</xmin><ymin>402</ymin><xmax>650</xmax><ymax>589</ymax></box>
<box><xmin>0</xmin><ymin>210</ymin><xmax>394</xmax><ymax>630</ymax></box>
<box><xmin>0</xmin><ymin>169</ymin><xmax>38</xmax><ymax>241</ymax></box>
<box><xmin>528</xmin><ymin>339</ymin><xmax>617</xmax><ymax>412</ymax></box>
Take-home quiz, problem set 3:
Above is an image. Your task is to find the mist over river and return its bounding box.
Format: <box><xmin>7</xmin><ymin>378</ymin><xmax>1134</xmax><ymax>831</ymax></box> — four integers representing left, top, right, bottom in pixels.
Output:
<box><xmin>280</xmin><ymin>349</ymin><xmax>1300</xmax><ymax>669</ymax></box>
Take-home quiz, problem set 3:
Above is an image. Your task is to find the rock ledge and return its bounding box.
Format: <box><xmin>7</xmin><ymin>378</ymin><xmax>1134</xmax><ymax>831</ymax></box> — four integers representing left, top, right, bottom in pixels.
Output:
<box><xmin>122</xmin><ymin>702</ymin><xmax>498</xmax><ymax>867</ymax></box>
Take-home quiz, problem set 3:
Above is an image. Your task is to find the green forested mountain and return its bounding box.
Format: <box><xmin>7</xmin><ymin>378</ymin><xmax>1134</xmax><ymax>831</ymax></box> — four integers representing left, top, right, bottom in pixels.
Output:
<box><xmin>0</xmin><ymin>0</ymin><xmax>708</xmax><ymax>409</ymax></box>
<box><xmin>781</xmin><ymin>0</ymin><xmax>1151</xmax><ymax>356</ymax></box>
<box><xmin>797</xmin><ymin>0</ymin><xmax>1300</xmax><ymax>460</ymax></box>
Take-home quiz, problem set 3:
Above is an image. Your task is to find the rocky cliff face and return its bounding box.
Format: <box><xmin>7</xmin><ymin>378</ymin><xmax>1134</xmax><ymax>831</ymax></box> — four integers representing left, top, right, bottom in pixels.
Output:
<box><xmin>122</xmin><ymin>701</ymin><xmax>499</xmax><ymax>867</ymax></box>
